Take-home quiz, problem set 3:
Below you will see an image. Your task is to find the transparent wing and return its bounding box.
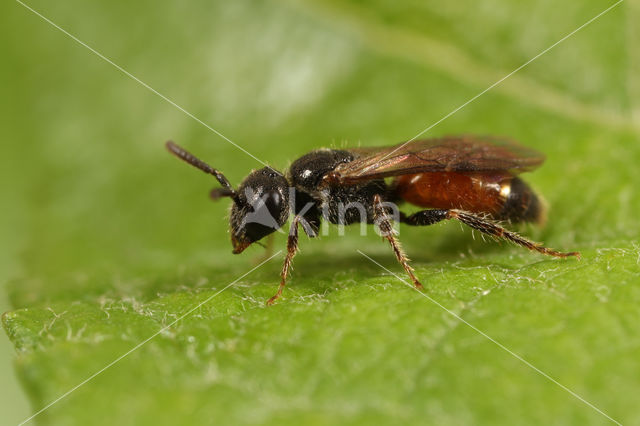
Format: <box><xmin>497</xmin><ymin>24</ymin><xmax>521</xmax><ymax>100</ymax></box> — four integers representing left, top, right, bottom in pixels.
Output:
<box><xmin>329</xmin><ymin>135</ymin><xmax>545</xmax><ymax>184</ymax></box>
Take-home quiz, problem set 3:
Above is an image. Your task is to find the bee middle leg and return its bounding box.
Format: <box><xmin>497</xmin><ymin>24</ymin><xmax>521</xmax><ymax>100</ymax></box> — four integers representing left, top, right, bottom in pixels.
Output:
<box><xmin>372</xmin><ymin>194</ymin><xmax>423</xmax><ymax>289</ymax></box>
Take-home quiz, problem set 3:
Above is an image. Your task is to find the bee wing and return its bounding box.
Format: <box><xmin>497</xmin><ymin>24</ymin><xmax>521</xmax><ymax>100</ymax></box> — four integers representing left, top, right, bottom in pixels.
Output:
<box><xmin>330</xmin><ymin>135</ymin><xmax>545</xmax><ymax>184</ymax></box>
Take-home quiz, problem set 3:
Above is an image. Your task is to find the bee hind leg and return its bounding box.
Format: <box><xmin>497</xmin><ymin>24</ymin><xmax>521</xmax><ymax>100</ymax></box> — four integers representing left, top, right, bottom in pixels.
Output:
<box><xmin>447</xmin><ymin>210</ymin><xmax>580</xmax><ymax>259</ymax></box>
<box><xmin>401</xmin><ymin>208</ymin><xmax>579</xmax><ymax>259</ymax></box>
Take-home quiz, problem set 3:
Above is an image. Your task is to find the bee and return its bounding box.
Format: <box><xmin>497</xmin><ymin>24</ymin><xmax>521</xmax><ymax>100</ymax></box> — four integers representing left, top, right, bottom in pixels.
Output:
<box><xmin>166</xmin><ymin>136</ymin><xmax>579</xmax><ymax>304</ymax></box>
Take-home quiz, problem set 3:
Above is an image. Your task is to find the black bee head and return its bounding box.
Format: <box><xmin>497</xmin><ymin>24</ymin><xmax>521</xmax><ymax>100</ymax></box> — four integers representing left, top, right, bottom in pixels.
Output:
<box><xmin>230</xmin><ymin>167</ymin><xmax>290</xmax><ymax>254</ymax></box>
<box><xmin>165</xmin><ymin>142</ymin><xmax>291</xmax><ymax>254</ymax></box>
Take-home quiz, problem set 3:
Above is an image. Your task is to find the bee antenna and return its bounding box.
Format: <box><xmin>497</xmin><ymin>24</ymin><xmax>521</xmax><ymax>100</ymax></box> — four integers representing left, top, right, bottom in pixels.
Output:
<box><xmin>166</xmin><ymin>141</ymin><xmax>238</xmax><ymax>200</ymax></box>
<box><xmin>210</xmin><ymin>187</ymin><xmax>237</xmax><ymax>201</ymax></box>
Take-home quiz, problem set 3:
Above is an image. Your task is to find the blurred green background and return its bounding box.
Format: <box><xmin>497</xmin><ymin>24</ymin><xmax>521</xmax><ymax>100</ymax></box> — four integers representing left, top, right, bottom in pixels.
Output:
<box><xmin>1</xmin><ymin>0</ymin><xmax>638</xmax><ymax>424</ymax></box>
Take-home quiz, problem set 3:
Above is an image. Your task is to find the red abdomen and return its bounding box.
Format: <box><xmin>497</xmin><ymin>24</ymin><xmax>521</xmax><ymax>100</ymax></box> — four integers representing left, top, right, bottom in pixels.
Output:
<box><xmin>393</xmin><ymin>172</ymin><xmax>544</xmax><ymax>223</ymax></box>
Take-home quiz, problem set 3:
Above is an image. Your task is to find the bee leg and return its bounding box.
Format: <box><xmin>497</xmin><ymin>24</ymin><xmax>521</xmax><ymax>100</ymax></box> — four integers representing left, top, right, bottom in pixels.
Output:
<box><xmin>402</xmin><ymin>208</ymin><xmax>579</xmax><ymax>259</ymax></box>
<box><xmin>447</xmin><ymin>210</ymin><xmax>580</xmax><ymax>258</ymax></box>
<box><xmin>251</xmin><ymin>234</ymin><xmax>275</xmax><ymax>265</ymax></box>
<box><xmin>373</xmin><ymin>195</ymin><xmax>424</xmax><ymax>289</ymax></box>
<box><xmin>400</xmin><ymin>209</ymin><xmax>450</xmax><ymax>226</ymax></box>
<box><xmin>267</xmin><ymin>215</ymin><xmax>316</xmax><ymax>305</ymax></box>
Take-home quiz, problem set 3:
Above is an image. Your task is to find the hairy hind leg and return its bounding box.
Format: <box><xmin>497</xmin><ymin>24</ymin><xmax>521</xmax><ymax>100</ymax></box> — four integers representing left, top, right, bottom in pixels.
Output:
<box><xmin>401</xmin><ymin>208</ymin><xmax>579</xmax><ymax>259</ymax></box>
<box><xmin>448</xmin><ymin>210</ymin><xmax>579</xmax><ymax>258</ymax></box>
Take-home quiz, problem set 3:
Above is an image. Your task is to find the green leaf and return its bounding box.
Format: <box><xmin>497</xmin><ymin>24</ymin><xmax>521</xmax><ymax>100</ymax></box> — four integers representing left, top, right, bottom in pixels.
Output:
<box><xmin>2</xmin><ymin>0</ymin><xmax>639</xmax><ymax>424</ymax></box>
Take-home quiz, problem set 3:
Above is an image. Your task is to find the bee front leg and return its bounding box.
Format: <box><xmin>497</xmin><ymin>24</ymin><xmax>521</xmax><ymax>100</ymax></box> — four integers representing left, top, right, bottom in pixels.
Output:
<box><xmin>251</xmin><ymin>234</ymin><xmax>275</xmax><ymax>265</ymax></box>
<box><xmin>267</xmin><ymin>215</ymin><xmax>316</xmax><ymax>305</ymax></box>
